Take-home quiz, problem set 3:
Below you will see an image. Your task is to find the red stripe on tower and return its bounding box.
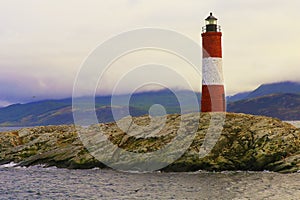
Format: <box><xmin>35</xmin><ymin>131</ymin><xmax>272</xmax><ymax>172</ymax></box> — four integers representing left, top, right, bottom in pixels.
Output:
<box><xmin>201</xmin><ymin>13</ymin><xmax>226</xmax><ymax>112</ymax></box>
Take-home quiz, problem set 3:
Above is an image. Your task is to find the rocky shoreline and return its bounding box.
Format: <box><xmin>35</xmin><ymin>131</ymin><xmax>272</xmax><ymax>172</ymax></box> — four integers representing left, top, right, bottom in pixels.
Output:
<box><xmin>0</xmin><ymin>112</ymin><xmax>299</xmax><ymax>173</ymax></box>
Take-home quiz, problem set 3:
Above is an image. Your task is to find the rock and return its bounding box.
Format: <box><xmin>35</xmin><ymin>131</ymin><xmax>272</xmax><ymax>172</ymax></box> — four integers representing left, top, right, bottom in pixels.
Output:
<box><xmin>0</xmin><ymin>112</ymin><xmax>299</xmax><ymax>172</ymax></box>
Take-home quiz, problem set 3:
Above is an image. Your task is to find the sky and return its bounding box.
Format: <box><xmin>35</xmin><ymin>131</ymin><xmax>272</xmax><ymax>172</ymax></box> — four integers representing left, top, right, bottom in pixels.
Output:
<box><xmin>1</xmin><ymin>0</ymin><xmax>300</xmax><ymax>106</ymax></box>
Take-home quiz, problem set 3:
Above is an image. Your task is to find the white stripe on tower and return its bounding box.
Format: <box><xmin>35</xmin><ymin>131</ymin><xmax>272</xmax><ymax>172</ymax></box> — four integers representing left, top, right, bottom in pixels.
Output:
<box><xmin>202</xmin><ymin>57</ymin><xmax>224</xmax><ymax>85</ymax></box>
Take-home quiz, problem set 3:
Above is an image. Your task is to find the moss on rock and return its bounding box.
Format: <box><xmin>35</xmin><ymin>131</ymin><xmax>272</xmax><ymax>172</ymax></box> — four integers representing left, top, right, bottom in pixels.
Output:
<box><xmin>0</xmin><ymin>113</ymin><xmax>299</xmax><ymax>173</ymax></box>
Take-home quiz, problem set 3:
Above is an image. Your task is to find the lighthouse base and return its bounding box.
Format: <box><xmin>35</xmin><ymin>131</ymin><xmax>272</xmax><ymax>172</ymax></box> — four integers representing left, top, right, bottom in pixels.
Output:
<box><xmin>201</xmin><ymin>85</ymin><xmax>225</xmax><ymax>112</ymax></box>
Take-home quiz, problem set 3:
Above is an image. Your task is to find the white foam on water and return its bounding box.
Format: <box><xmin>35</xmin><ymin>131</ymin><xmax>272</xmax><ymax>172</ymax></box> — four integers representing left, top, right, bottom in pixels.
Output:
<box><xmin>27</xmin><ymin>164</ymin><xmax>47</xmax><ymax>169</ymax></box>
<box><xmin>14</xmin><ymin>166</ymin><xmax>27</xmax><ymax>169</ymax></box>
<box><xmin>0</xmin><ymin>162</ymin><xmax>18</xmax><ymax>168</ymax></box>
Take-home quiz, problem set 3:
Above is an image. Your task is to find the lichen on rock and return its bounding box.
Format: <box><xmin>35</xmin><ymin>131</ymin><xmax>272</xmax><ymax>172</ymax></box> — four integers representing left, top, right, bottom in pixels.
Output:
<box><xmin>0</xmin><ymin>112</ymin><xmax>299</xmax><ymax>173</ymax></box>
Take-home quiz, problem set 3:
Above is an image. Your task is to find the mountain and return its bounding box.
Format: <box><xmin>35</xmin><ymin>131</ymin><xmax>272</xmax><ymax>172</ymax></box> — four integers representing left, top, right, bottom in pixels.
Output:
<box><xmin>247</xmin><ymin>81</ymin><xmax>300</xmax><ymax>99</ymax></box>
<box><xmin>227</xmin><ymin>81</ymin><xmax>300</xmax><ymax>102</ymax></box>
<box><xmin>227</xmin><ymin>93</ymin><xmax>300</xmax><ymax>120</ymax></box>
<box><xmin>1</xmin><ymin>81</ymin><xmax>300</xmax><ymax>126</ymax></box>
<box><xmin>0</xmin><ymin>99</ymin><xmax>72</xmax><ymax>126</ymax></box>
<box><xmin>0</xmin><ymin>89</ymin><xmax>201</xmax><ymax>126</ymax></box>
<box><xmin>226</xmin><ymin>81</ymin><xmax>300</xmax><ymax>120</ymax></box>
<box><xmin>227</xmin><ymin>91</ymin><xmax>251</xmax><ymax>102</ymax></box>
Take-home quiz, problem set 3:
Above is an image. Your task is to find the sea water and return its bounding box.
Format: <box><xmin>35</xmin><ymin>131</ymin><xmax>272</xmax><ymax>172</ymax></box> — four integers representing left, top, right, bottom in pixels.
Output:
<box><xmin>285</xmin><ymin>121</ymin><xmax>300</xmax><ymax>128</ymax></box>
<box><xmin>0</xmin><ymin>166</ymin><xmax>299</xmax><ymax>199</ymax></box>
<box><xmin>0</xmin><ymin>127</ymin><xmax>30</xmax><ymax>132</ymax></box>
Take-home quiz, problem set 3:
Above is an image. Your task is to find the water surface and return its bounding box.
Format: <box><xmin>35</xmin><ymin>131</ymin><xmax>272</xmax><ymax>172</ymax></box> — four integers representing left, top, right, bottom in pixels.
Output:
<box><xmin>0</xmin><ymin>166</ymin><xmax>299</xmax><ymax>199</ymax></box>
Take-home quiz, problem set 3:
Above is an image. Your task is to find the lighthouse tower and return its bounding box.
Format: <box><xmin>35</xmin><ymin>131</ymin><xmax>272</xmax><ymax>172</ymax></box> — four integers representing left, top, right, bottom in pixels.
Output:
<box><xmin>201</xmin><ymin>13</ymin><xmax>226</xmax><ymax>112</ymax></box>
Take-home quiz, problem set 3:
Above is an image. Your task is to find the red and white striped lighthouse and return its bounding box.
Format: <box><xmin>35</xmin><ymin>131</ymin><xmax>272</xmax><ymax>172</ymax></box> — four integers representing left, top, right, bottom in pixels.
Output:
<box><xmin>201</xmin><ymin>13</ymin><xmax>226</xmax><ymax>112</ymax></box>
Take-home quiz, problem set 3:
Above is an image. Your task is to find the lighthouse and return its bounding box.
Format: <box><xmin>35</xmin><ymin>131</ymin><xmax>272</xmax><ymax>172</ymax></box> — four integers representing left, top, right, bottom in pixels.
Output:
<box><xmin>201</xmin><ymin>13</ymin><xmax>226</xmax><ymax>112</ymax></box>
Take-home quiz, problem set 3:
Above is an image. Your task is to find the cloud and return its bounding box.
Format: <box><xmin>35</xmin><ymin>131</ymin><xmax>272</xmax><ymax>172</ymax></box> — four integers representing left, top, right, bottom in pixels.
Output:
<box><xmin>0</xmin><ymin>0</ymin><xmax>300</xmax><ymax>104</ymax></box>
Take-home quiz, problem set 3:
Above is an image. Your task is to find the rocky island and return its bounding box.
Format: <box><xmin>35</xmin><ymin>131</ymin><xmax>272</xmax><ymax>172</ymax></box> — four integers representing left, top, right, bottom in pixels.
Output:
<box><xmin>0</xmin><ymin>112</ymin><xmax>299</xmax><ymax>173</ymax></box>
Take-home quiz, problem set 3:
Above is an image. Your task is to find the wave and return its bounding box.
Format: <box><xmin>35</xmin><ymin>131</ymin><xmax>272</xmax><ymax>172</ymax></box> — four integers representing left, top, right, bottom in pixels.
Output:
<box><xmin>0</xmin><ymin>162</ymin><xmax>18</xmax><ymax>168</ymax></box>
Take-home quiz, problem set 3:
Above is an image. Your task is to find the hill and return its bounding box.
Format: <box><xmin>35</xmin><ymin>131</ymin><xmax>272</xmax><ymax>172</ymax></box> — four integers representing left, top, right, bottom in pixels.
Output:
<box><xmin>226</xmin><ymin>91</ymin><xmax>251</xmax><ymax>102</ymax></box>
<box><xmin>227</xmin><ymin>81</ymin><xmax>300</xmax><ymax>102</ymax></box>
<box><xmin>247</xmin><ymin>81</ymin><xmax>300</xmax><ymax>99</ymax></box>
<box><xmin>0</xmin><ymin>89</ymin><xmax>200</xmax><ymax>126</ymax></box>
<box><xmin>227</xmin><ymin>93</ymin><xmax>300</xmax><ymax>120</ymax></box>
<box><xmin>1</xmin><ymin>81</ymin><xmax>300</xmax><ymax>126</ymax></box>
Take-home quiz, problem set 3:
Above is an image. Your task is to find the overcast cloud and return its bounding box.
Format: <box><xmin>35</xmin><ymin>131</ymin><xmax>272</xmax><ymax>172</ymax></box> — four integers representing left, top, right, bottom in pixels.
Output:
<box><xmin>0</xmin><ymin>0</ymin><xmax>300</xmax><ymax>106</ymax></box>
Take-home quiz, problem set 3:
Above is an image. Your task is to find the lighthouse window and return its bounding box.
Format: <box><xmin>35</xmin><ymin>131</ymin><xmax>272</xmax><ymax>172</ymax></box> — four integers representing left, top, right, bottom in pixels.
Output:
<box><xmin>206</xmin><ymin>19</ymin><xmax>217</xmax><ymax>25</ymax></box>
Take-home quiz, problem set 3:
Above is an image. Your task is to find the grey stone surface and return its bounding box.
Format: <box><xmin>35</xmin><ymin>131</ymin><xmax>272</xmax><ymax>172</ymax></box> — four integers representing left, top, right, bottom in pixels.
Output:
<box><xmin>0</xmin><ymin>113</ymin><xmax>299</xmax><ymax>172</ymax></box>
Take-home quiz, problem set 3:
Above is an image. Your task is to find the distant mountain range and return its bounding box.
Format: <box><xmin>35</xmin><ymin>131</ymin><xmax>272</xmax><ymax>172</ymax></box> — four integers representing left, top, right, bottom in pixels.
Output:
<box><xmin>226</xmin><ymin>81</ymin><xmax>300</xmax><ymax>120</ymax></box>
<box><xmin>1</xmin><ymin>81</ymin><xmax>300</xmax><ymax>126</ymax></box>
<box><xmin>227</xmin><ymin>93</ymin><xmax>300</xmax><ymax>120</ymax></box>
<box><xmin>0</xmin><ymin>89</ymin><xmax>200</xmax><ymax>126</ymax></box>
<box><xmin>227</xmin><ymin>81</ymin><xmax>300</xmax><ymax>102</ymax></box>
